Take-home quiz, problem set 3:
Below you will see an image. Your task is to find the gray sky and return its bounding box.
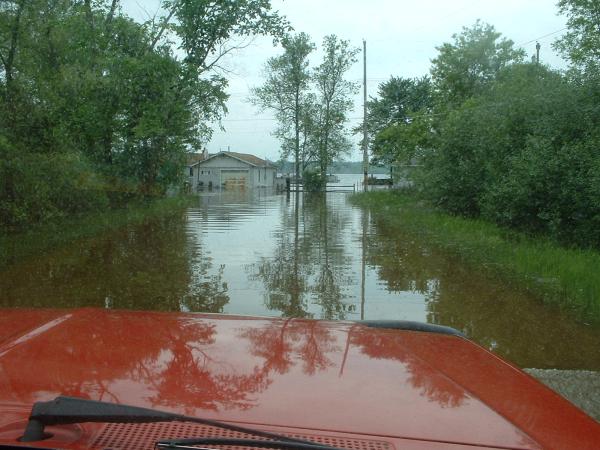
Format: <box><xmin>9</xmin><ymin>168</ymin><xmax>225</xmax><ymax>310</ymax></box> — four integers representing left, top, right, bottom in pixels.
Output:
<box><xmin>123</xmin><ymin>0</ymin><xmax>568</xmax><ymax>161</ymax></box>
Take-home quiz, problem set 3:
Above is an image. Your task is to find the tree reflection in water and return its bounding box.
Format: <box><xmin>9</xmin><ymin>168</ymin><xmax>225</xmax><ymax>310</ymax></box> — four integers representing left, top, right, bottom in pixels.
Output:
<box><xmin>248</xmin><ymin>192</ymin><xmax>355</xmax><ymax>320</ymax></box>
<box><xmin>250</xmin><ymin>193</ymin><xmax>312</xmax><ymax>318</ymax></box>
<box><xmin>0</xmin><ymin>212</ymin><xmax>230</xmax><ymax>314</ymax></box>
<box><xmin>361</xmin><ymin>213</ymin><xmax>600</xmax><ymax>371</ymax></box>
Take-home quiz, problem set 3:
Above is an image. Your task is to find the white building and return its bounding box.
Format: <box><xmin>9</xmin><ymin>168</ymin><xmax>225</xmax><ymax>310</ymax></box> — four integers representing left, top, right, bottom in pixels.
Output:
<box><xmin>189</xmin><ymin>151</ymin><xmax>277</xmax><ymax>190</ymax></box>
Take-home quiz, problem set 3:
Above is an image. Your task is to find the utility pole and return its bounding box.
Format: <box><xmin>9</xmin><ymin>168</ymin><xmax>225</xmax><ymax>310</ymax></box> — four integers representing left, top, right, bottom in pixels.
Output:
<box><xmin>362</xmin><ymin>39</ymin><xmax>368</xmax><ymax>191</ymax></box>
<box><xmin>536</xmin><ymin>42</ymin><xmax>541</xmax><ymax>65</ymax></box>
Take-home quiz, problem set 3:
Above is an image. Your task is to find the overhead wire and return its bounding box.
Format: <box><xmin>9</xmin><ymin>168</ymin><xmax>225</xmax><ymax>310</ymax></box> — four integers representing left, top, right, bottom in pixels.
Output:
<box><xmin>215</xmin><ymin>94</ymin><xmax>600</xmax><ymax>133</ymax></box>
<box><xmin>215</xmin><ymin>8</ymin><xmax>570</xmax><ymax>137</ymax></box>
<box><xmin>221</xmin><ymin>3</ymin><xmax>480</xmax><ymax>108</ymax></box>
<box><xmin>517</xmin><ymin>27</ymin><xmax>568</xmax><ymax>47</ymax></box>
<box><xmin>222</xmin><ymin>21</ymin><xmax>570</xmax><ymax>123</ymax></box>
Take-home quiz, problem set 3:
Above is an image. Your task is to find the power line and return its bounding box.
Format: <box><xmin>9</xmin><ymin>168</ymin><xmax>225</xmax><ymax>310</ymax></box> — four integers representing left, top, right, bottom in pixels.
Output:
<box><xmin>218</xmin><ymin>91</ymin><xmax>600</xmax><ymax>129</ymax></box>
<box><xmin>213</xmin><ymin>103</ymin><xmax>600</xmax><ymax>135</ymax></box>
<box><xmin>517</xmin><ymin>27</ymin><xmax>567</xmax><ymax>47</ymax></box>
<box><xmin>226</xmin><ymin>78</ymin><xmax>387</xmax><ymax>97</ymax></box>
<box><xmin>407</xmin><ymin>0</ymin><xmax>480</xmax><ymax>35</ymax></box>
<box><xmin>218</xmin><ymin>116</ymin><xmax>365</xmax><ymax>123</ymax></box>
<box><xmin>221</xmin><ymin>26</ymin><xmax>571</xmax><ymax>126</ymax></box>
<box><xmin>219</xmin><ymin>117</ymin><xmax>277</xmax><ymax>122</ymax></box>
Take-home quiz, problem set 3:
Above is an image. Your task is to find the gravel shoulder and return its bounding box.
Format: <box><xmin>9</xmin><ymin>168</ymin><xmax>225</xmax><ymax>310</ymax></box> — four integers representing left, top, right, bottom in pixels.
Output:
<box><xmin>525</xmin><ymin>369</ymin><xmax>600</xmax><ymax>422</ymax></box>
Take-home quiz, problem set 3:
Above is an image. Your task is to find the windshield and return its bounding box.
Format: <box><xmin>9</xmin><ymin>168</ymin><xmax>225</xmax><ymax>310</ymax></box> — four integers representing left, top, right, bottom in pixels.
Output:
<box><xmin>0</xmin><ymin>0</ymin><xmax>599</xmax><ymax>423</ymax></box>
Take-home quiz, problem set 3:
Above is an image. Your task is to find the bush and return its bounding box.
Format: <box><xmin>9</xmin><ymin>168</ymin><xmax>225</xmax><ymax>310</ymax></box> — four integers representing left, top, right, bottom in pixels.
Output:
<box><xmin>419</xmin><ymin>64</ymin><xmax>600</xmax><ymax>248</ymax></box>
<box><xmin>0</xmin><ymin>140</ymin><xmax>109</xmax><ymax>228</ymax></box>
<box><xmin>481</xmin><ymin>134</ymin><xmax>600</xmax><ymax>248</ymax></box>
<box><xmin>303</xmin><ymin>170</ymin><xmax>326</xmax><ymax>192</ymax></box>
<box><xmin>419</xmin><ymin>101</ymin><xmax>489</xmax><ymax>216</ymax></box>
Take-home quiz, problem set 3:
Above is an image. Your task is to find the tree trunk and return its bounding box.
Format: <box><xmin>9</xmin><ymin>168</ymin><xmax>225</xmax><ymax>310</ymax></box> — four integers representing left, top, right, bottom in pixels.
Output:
<box><xmin>294</xmin><ymin>90</ymin><xmax>300</xmax><ymax>181</ymax></box>
<box><xmin>320</xmin><ymin>101</ymin><xmax>331</xmax><ymax>180</ymax></box>
<box><xmin>2</xmin><ymin>0</ymin><xmax>26</xmax><ymax>104</ymax></box>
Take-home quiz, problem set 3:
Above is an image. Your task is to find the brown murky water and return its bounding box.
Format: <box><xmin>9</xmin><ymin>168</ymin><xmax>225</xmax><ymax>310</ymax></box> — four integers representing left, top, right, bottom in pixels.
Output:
<box><xmin>1</xmin><ymin>175</ymin><xmax>600</xmax><ymax>373</ymax></box>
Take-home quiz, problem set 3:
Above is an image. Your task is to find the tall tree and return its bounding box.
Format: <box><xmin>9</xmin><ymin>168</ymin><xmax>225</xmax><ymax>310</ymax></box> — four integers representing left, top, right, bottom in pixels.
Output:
<box><xmin>367</xmin><ymin>76</ymin><xmax>433</xmax><ymax>132</ymax></box>
<box><xmin>0</xmin><ymin>0</ymin><xmax>26</xmax><ymax>98</ymax></box>
<box><xmin>366</xmin><ymin>76</ymin><xmax>433</xmax><ymax>165</ymax></box>
<box><xmin>312</xmin><ymin>35</ymin><xmax>359</xmax><ymax>179</ymax></box>
<box><xmin>0</xmin><ymin>0</ymin><xmax>290</xmax><ymax>226</ymax></box>
<box><xmin>251</xmin><ymin>32</ymin><xmax>315</xmax><ymax>180</ymax></box>
<box><xmin>430</xmin><ymin>20</ymin><xmax>525</xmax><ymax>106</ymax></box>
<box><xmin>554</xmin><ymin>0</ymin><xmax>600</xmax><ymax>73</ymax></box>
<box><xmin>129</xmin><ymin>0</ymin><xmax>290</xmax><ymax>192</ymax></box>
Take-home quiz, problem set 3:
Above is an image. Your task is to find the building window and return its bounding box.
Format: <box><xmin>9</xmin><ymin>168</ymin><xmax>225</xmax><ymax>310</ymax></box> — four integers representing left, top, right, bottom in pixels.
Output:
<box><xmin>258</xmin><ymin>170</ymin><xmax>261</xmax><ymax>181</ymax></box>
<box><xmin>189</xmin><ymin>167</ymin><xmax>193</xmax><ymax>176</ymax></box>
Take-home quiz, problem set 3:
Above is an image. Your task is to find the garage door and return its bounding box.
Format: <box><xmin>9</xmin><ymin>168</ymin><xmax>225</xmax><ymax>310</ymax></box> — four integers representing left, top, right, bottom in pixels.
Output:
<box><xmin>221</xmin><ymin>169</ymin><xmax>249</xmax><ymax>189</ymax></box>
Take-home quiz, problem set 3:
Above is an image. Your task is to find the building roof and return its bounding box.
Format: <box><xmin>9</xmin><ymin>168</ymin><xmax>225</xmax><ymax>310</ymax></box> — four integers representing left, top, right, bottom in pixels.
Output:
<box><xmin>186</xmin><ymin>152</ymin><xmax>208</xmax><ymax>166</ymax></box>
<box><xmin>192</xmin><ymin>151</ymin><xmax>275</xmax><ymax>168</ymax></box>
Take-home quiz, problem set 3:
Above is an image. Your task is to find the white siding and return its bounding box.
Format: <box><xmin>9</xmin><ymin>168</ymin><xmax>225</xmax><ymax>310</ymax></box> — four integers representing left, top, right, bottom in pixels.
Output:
<box><xmin>255</xmin><ymin>166</ymin><xmax>276</xmax><ymax>188</ymax></box>
<box><xmin>201</xmin><ymin>156</ymin><xmax>249</xmax><ymax>169</ymax></box>
<box><xmin>191</xmin><ymin>153</ymin><xmax>276</xmax><ymax>190</ymax></box>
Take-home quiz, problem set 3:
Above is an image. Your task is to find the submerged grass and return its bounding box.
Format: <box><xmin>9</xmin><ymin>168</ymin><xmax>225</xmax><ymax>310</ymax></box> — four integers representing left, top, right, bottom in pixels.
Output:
<box><xmin>0</xmin><ymin>196</ymin><xmax>196</xmax><ymax>270</ymax></box>
<box><xmin>351</xmin><ymin>190</ymin><xmax>600</xmax><ymax>323</ymax></box>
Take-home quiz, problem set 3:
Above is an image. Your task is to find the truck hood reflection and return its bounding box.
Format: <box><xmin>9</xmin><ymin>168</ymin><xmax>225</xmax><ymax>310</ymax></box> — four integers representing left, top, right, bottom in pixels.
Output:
<box><xmin>0</xmin><ymin>308</ymin><xmax>539</xmax><ymax>449</ymax></box>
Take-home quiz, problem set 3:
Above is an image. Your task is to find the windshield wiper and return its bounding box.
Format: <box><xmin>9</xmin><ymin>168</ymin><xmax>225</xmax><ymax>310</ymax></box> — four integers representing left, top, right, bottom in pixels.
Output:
<box><xmin>22</xmin><ymin>396</ymin><xmax>343</xmax><ymax>450</ymax></box>
<box><xmin>1</xmin><ymin>446</ymin><xmax>57</xmax><ymax>450</ymax></box>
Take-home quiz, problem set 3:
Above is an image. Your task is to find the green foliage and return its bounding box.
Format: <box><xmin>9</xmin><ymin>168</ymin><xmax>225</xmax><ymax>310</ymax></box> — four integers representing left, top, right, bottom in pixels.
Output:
<box><xmin>302</xmin><ymin>170</ymin><xmax>326</xmax><ymax>192</ymax></box>
<box><xmin>482</xmin><ymin>134</ymin><xmax>600</xmax><ymax>247</ymax></box>
<box><xmin>369</xmin><ymin>77</ymin><xmax>432</xmax><ymax>124</ymax></box>
<box><xmin>253</xmin><ymin>33</ymin><xmax>359</xmax><ymax>182</ymax></box>
<box><xmin>311</xmin><ymin>35</ymin><xmax>360</xmax><ymax>178</ymax></box>
<box><xmin>0</xmin><ymin>138</ymin><xmax>109</xmax><ymax>227</ymax></box>
<box><xmin>0</xmin><ymin>0</ymin><xmax>287</xmax><ymax>228</ymax></box>
<box><xmin>251</xmin><ymin>32</ymin><xmax>315</xmax><ymax>178</ymax></box>
<box><xmin>419</xmin><ymin>63</ymin><xmax>600</xmax><ymax>247</ymax></box>
<box><xmin>352</xmin><ymin>191</ymin><xmax>600</xmax><ymax>324</ymax></box>
<box><xmin>166</xmin><ymin>0</ymin><xmax>290</xmax><ymax>67</ymax></box>
<box><xmin>368</xmin><ymin>10</ymin><xmax>600</xmax><ymax>250</ymax></box>
<box><xmin>365</xmin><ymin>76</ymin><xmax>433</xmax><ymax>167</ymax></box>
<box><xmin>554</xmin><ymin>0</ymin><xmax>600</xmax><ymax>73</ymax></box>
<box><xmin>418</xmin><ymin>98</ymin><xmax>488</xmax><ymax>216</ymax></box>
<box><xmin>371</xmin><ymin>112</ymin><xmax>432</xmax><ymax>165</ymax></box>
<box><xmin>430</xmin><ymin>20</ymin><xmax>525</xmax><ymax>106</ymax></box>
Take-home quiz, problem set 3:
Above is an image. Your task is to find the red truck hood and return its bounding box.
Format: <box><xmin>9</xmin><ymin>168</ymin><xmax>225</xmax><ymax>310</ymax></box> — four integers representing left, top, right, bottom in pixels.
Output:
<box><xmin>0</xmin><ymin>308</ymin><xmax>598</xmax><ymax>450</ymax></box>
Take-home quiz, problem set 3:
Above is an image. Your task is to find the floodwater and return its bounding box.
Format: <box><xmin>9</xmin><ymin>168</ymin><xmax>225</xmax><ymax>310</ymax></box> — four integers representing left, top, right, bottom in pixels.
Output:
<box><xmin>1</xmin><ymin>174</ymin><xmax>600</xmax><ymax>373</ymax></box>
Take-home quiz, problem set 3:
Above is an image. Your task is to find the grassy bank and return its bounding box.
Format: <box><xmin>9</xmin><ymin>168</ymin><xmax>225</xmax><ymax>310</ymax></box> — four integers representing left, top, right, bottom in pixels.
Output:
<box><xmin>351</xmin><ymin>190</ymin><xmax>600</xmax><ymax>323</ymax></box>
<box><xmin>0</xmin><ymin>196</ymin><xmax>196</xmax><ymax>270</ymax></box>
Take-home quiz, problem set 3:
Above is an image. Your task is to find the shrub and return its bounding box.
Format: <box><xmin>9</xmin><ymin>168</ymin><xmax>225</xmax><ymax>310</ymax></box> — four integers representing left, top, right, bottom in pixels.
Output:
<box><xmin>0</xmin><ymin>140</ymin><xmax>109</xmax><ymax>228</ymax></box>
<box><xmin>303</xmin><ymin>170</ymin><xmax>326</xmax><ymax>192</ymax></box>
<box><xmin>481</xmin><ymin>134</ymin><xmax>600</xmax><ymax>248</ymax></box>
<box><xmin>418</xmin><ymin>64</ymin><xmax>600</xmax><ymax>248</ymax></box>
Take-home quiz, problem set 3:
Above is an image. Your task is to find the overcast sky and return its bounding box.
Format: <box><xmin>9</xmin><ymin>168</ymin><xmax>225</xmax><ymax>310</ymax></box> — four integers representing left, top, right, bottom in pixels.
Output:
<box><xmin>123</xmin><ymin>0</ymin><xmax>568</xmax><ymax>161</ymax></box>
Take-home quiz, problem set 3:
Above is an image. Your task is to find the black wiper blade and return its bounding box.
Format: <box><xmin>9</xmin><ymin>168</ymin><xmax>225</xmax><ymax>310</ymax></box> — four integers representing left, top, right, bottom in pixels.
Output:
<box><xmin>0</xmin><ymin>445</ymin><xmax>57</xmax><ymax>450</ymax></box>
<box><xmin>157</xmin><ymin>438</ymin><xmax>345</xmax><ymax>450</ymax></box>
<box><xmin>22</xmin><ymin>396</ymin><xmax>336</xmax><ymax>449</ymax></box>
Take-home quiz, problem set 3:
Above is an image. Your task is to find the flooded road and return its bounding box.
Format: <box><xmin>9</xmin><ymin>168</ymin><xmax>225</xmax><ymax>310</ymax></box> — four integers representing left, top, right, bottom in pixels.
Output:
<box><xmin>2</xmin><ymin>175</ymin><xmax>600</xmax><ymax>375</ymax></box>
